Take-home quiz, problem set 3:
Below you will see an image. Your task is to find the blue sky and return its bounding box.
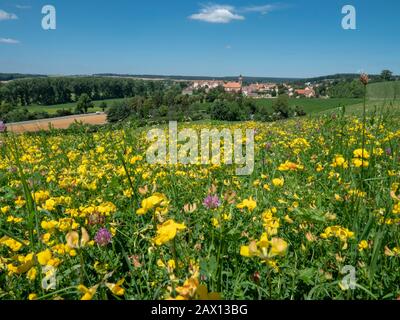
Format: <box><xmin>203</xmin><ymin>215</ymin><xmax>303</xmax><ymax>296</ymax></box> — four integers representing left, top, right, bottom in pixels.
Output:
<box><xmin>0</xmin><ymin>0</ymin><xmax>399</xmax><ymax>77</ymax></box>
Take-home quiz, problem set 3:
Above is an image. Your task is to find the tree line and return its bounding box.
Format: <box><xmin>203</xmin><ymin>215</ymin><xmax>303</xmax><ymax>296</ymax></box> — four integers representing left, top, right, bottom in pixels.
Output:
<box><xmin>0</xmin><ymin>77</ymin><xmax>171</xmax><ymax>106</ymax></box>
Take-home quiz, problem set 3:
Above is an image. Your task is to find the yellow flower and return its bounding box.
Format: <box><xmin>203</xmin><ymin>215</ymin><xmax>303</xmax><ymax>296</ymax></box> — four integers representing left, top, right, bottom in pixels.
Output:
<box><xmin>42</xmin><ymin>199</ymin><xmax>57</xmax><ymax>211</ymax></box>
<box><xmin>0</xmin><ymin>236</ymin><xmax>24</xmax><ymax>252</ymax></box>
<box><xmin>1</xmin><ymin>206</ymin><xmax>10</xmax><ymax>214</ymax></box>
<box><xmin>28</xmin><ymin>293</ymin><xmax>38</xmax><ymax>300</ymax></box>
<box><xmin>96</xmin><ymin>146</ymin><xmax>105</xmax><ymax>154</ymax></box>
<box><xmin>157</xmin><ymin>259</ymin><xmax>166</xmax><ymax>268</ymax></box>
<box><xmin>106</xmin><ymin>278</ymin><xmax>125</xmax><ymax>296</ymax></box>
<box><xmin>37</xmin><ymin>249</ymin><xmax>52</xmax><ymax>266</ymax></box>
<box><xmin>153</xmin><ymin>219</ymin><xmax>186</xmax><ymax>246</ymax></box>
<box><xmin>174</xmin><ymin>275</ymin><xmax>199</xmax><ymax>300</ymax></box>
<box><xmin>78</xmin><ymin>284</ymin><xmax>98</xmax><ymax>300</ymax></box>
<box><xmin>353</xmin><ymin>148</ymin><xmax>370</xmax><ymax>159</ymax></box>
<box><xmin>272</xmin><ymin>178</ymin><xmax>284</xmax><ymax>187</ymax></box>
<box><xmin>320</xmin><ymin>226</ymin><xmax>354</xmax><ymax>242</ymax></box>
<box><xmin>284</xmin><ymin>215</ymin><xmax>293</xmax><ymax>224</ymax></box>
<box><xmin>196</xmin><ymin>284</ymin><xmax>221</xmax><ymax>300</ymax></box>
<box><xmin>41</xmin><ymin>220</ymin><xmax>59</xmax><ymax>231</ymax></box>
<box><xmin>262</xmin><ymin>209</ymin><xmax>280</xmax><ymax>236</ymax></box>
<box><xmin>241</xmin><ymin>233</ymin><xmax>288</xmax><ymax>261</ymax></box>
<box><xmin>130</xmin><ymin>155</ymin><xmax>143</xmax><ymax>164</ymax></box>
<box><xmin>352</xmin><ymin>158</ymin><xmax>369</xmax><ymax>167</ymax></box>
<box><xmin>27</xmin><ymin>267</ymin><xmax>37</xmax><ymax>281</ymax></box>
<box><xmin>66</xmin><ymin>227</ymin><xmax>90</xmax><ymax>249</ymax></box>
<box><xmin>15</xmin><ymin>196</ymin><xmax>26</xmax><ymax>207</ymax></box>
<box><xmin>136</xmin><ymin>193</ymin><xmax>168</xmax><ymax>215</ymax></box>
<box><xmin>332</xmin><ymin>155</ymin><xmax>348</xmax><ymax>168</ymax></box>
<box><xmin>236</xmin><ymin>197</ymin><xmax>257</xmax><ymax>211</ymax></box>
<box><xmin>278</xmin><ymin>160</ymin><xmax>304</xmax><ymax>171</ymax></box>
<box><xmin>211</xmin><ymin>217</ymin><xmax>220</xmax><ymax>228</ymax></box>
<box><xmin>358</xmin><ymin>240</ymin><xmax>369</xmax><ymax>252</ymax></box>
<box><xmin>269</xmin><ymin>238</ymin><xmax>288</xmax><ymax>257</ymax></box>
<box><xmin>167</xmin><ymin>259</ymin><xmax>176</xmax><ymax>271</ymax></box>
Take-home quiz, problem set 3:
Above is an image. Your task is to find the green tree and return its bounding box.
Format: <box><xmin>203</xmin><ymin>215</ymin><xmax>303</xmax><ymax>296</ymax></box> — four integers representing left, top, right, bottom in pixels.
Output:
<box><xmin>381</xmin><ymin>70</ymin><xmax>393</xmax><ymax>82</ymax></box>
<box><xmin>106</xmin><ymin>100</ymin><xmax>133</xmax><ymax>123</ymax></box>
<box><xmin>76</xmin><ymin>93</ymin><xmax>93</xmax><ymax>114</ymax></box>
<box><xmin>273</xmin><ymin>94</ymin><xmax>290</xmax><ymax>118</ymax></box>
<box><xmin>99</xmin><ymin>101</ymin><xmax>107</xmax><ymax>112</ymax></box>
<box><xmin>210</xmin><ymin>100</ymin><xmax>249</xmax><ymax>121</ymax></box>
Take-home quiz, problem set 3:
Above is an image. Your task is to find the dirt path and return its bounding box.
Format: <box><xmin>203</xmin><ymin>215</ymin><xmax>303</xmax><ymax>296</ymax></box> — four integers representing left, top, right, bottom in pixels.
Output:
<box><xmin>6</xmin><ymin>113</ymin><xmax>108</xmax><ymax>133</ymax></box>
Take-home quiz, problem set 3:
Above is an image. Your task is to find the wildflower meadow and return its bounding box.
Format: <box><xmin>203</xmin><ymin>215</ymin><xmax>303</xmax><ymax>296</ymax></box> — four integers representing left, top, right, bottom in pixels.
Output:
<box><xmin>1</xmin><ymin>99</ymin><xmax>400</xmax><ymax>300</ymax></box>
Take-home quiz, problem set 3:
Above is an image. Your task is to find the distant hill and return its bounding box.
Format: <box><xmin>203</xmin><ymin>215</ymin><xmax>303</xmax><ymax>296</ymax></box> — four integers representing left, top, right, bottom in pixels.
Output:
<box><xmin>93</xmin><ymin>73</ymin><xmax>393</xmax><ymax>84</ymax></box>
<box><xmin>0</xmin><ymin>73</ymin><xmax>48</xmax><ymax>81</ymax></box>
<box><xmin>2</xmin><ymin>72</ymin><xmax>398</xmax><ymax>84</ymax></box>
<box><xmin>93</xmin><ymin>73</ymin><xmax>299</xmax><ymax>83</ymax></box>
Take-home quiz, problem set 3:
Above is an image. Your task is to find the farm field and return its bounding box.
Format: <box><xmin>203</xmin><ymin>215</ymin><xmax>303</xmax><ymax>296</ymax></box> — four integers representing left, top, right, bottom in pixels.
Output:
<box><xmin>1</xmin><ymin>107</ymin><xmax>399</xmax><ymax>300</ymax></box>
<box><xmin>27</xmin><ymin>98</ymin><xmax>362</xmax><ymax>117</ymax></box>
<box><xmin>28</xmin><ymin>98</ymin><xmax>126</xmax><ymax>115</ymax></box>
<box><xmin>6</xmin><ymin>113</ymin><xmax>107</xmax><ymax>133</ymax></box>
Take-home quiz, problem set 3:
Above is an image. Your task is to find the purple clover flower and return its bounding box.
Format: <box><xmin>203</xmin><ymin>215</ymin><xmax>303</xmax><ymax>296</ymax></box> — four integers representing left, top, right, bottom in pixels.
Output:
<box><xmin>94</xmin><ymin>228</ymin><xmax>112</xmax><ymax>246</ymax></box>
<box><xmin>203</xmin><ymin>195</ymin><xmax>220</xmax><ymax>210</ymax></box>
<box><xmin>385</xmin><ymin>147</ymin><xmax>392</xmax><ymax>156</ymax></box>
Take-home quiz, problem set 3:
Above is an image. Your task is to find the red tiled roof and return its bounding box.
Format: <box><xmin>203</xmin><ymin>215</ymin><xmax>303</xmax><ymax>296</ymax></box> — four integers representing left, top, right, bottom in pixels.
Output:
<box><xmin>224</xmin><ymin>82</ymin><xmax>241</xmax><ymax>89</ymax></box>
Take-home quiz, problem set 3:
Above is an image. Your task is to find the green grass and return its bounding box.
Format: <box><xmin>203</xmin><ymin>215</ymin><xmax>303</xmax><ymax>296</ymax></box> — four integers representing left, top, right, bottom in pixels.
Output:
<box><xmin>320</xmin><ymin>99</ymin><xmax>400</xmax><ymax>117</ymax></box>
<box><xmin>255</xmin><ymin>98</ymin><xmax>362</xmax><ymax>114</ymax></box>
<box><xmin>28</xmin><ymin>98</ymin><xmax>127</xmax><ymax>114</ymax></box>
<box><xmin>367</xmin><ymin>81</ymin><xmax>400</xmax><ymax>100</ymax></box>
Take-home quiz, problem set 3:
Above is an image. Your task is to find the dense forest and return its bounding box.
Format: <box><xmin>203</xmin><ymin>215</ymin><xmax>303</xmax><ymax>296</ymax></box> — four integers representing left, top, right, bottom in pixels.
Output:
<box><xmin>0</xmin><ymin>77</ymin><xmax>172</xmax><ymax>106</ymax></box>
<box><xmin>0</xmin><ymin>73</ymin><xmax>47</xmax><ymax>81</ymax></box>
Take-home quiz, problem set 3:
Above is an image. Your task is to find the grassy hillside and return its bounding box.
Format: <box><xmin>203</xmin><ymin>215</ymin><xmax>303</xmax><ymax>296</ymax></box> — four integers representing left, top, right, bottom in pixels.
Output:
<box><xmin>255</xmin><ymin>98</ymin><xmax>362</xmax><ymax>114</ymax></box>
<box><xmin>367</xmin><ymin>81</ymin><xmax>400</xmax><ymax>100</ymax></box>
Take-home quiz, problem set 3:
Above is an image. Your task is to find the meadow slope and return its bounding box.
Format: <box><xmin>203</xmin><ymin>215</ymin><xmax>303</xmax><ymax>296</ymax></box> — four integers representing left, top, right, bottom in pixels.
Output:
<box><xmin>0</xmin><ymin>109</ymin><xmax>400</xmax><ymax>300</ymax></box>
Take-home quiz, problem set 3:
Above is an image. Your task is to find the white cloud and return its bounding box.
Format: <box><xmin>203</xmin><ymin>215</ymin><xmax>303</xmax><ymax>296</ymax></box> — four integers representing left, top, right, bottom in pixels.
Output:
<box><xmin>241</xmin><ymin>5</ymin><xmax>276</xmax><ymax>15</ymax></box>
<box><xmin>0</xmin><ymin>38</ymin><xmax>20</xmax><ymax>44</ymax></box>
<box><xmin>189</xmin><ymin>5</ymin><xmax>245</xmax><ymax>23</ymax></box>
<box><xmin>16</xmin><ymin>5</ymin><xmax>32</xmax><ymax>9</ymax></box>
<box><xmin>225</xmin><ymin>45</ymin><xmax>232</xmax><ymax>49</ymax></box>
<box><xmin>0</xmin><ymin>9</ymin><xmax>18</xmax><ymax>21</ymax></box>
